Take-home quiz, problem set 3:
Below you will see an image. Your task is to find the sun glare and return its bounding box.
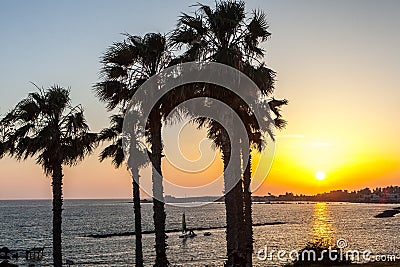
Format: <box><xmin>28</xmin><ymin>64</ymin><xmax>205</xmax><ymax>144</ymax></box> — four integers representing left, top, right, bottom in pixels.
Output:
<box><xmin>316</xmin><ymin>171</ymin><xmax>326</xmax><ymax>181</ymax></box>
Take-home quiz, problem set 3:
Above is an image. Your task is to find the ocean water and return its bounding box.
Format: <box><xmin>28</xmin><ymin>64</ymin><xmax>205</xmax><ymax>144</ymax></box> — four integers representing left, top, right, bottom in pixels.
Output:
<box><xmin>0</xmin><ymin>200</ymin><xmax>399</xmax><ymax>266</ymax></box>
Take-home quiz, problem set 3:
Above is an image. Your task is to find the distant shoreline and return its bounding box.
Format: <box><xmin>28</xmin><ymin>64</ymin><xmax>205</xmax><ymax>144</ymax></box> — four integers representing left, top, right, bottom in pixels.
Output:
<box><xmin>0</xmin><ymin>198</ymin><xmax>399</xmax><ymax>205</ymax></box>
<box><xmin>1</xmin><ymin>185</ymin><xmax>399</xmax><ymax>203</ymax></box>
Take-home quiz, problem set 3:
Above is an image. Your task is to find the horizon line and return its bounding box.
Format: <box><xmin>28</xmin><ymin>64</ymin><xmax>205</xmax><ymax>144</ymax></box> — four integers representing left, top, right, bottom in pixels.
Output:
<box><xmin>1</xmin><ymin>184</ymin><xmax>399</xmax><ymax>201</ymax></box>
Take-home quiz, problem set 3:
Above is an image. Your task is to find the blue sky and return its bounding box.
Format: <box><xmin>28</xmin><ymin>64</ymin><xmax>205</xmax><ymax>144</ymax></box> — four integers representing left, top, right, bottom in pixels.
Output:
<box><xmin>1</xmin><ymin>0</ymin><xmax>399</xmax><ymax>131</ymax></box>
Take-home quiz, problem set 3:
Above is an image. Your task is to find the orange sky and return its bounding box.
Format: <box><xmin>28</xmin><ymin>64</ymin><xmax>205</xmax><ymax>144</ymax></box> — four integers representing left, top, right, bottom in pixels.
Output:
<box><xmin>1</xmin><ymin>122</ymin><xmax>398</xmax><ymax>199</ymax></box>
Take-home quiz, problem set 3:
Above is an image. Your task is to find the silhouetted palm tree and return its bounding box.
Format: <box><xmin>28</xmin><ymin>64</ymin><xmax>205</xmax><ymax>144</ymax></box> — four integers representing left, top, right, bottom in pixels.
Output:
<box><xmin>0</xmin><ymin>85</ymin><xmax>97</xmax><ymax>267</ymax></box>
<box><xmin>195</xmin><ymin>94</ymin><xmax>286</xmax><ymax>266</ymax></box>
<box><xmin>171</xmin><ymin>1</ymin><xmax>286</xmax><ymax>265</ymax></box>
<box><xmin>94</xmin><ymin>33</ymin><xmax>171</xmax><ymax>267</ymax></box>
<box><xmin>98</xmin><ymin>112</ymin><xmax>148</xmax><ymax>267</ymax></box>
<box><xmin>240</xmin><ymin>99</ymin><xmax>288</xmax><ymax>266</ymax></box>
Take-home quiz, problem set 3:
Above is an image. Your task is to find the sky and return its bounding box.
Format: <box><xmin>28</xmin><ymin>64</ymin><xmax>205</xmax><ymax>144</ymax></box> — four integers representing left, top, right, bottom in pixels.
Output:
<box><xmin>0</xmin><ymin>0</ymin><xmax>399</xmax><ymax>199</ymax></box>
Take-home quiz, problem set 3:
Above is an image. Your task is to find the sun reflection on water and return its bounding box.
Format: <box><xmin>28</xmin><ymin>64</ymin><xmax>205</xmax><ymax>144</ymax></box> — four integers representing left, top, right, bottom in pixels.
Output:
<box><xmin>310</xmin><ymin>202</ymin><xmax>335</xmax><ymax>246</ymax></box>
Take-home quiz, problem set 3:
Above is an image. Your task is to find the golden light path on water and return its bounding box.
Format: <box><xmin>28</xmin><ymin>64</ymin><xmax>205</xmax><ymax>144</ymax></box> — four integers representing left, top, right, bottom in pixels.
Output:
<box><xmin>310</xmin><ymin>202</ymin><xmax>335</xmax><ymax>247</ymax></box>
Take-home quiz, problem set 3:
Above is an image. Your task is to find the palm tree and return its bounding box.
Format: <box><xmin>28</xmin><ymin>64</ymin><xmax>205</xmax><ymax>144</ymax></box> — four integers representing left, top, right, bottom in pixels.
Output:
<box><xmin>195</xmin><ymin>93</ymin><xmax>285</xmax><ymax>266</ymax></box>
<box><xmin>195</xmin><ymin>115</ymin><xmax>244</xmax><ymax>265</ymax></box>
<box><xmin>98</xmin><ymin>112</ymin><xmax>147</xmax><ymax>267</ymax></box>
<box><xmin>171</xmin><ymin>1</ymin><xmax>285</xmax><ymax>265</ymax></box>
<box><xmin>240</xmin><ymin>98</ymin><xmax>288</xmax><ymax>266</ymax></box>
<box><xmin>94</xmin><ymin>32</ymin><xmax>171</xmax><ymax>267</ymax></box>
<box><xmin>0</xmin><ymin>85</ymin><xmax>97</xmax><ymax>267</ymax></box>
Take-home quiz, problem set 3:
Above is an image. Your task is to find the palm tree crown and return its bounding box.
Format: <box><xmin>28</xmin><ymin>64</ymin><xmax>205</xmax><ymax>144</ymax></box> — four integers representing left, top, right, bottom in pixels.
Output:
<box><xmin>95</xmin><ymin>33</ymin><xmax>171</xmax><ymax>112</ymax></box>
<box><xmin>1</xmin><ymin>85</ymin><xmax>97</xmax><ymax>171</ymax></box>
<box><xmin>171</xmin><ymin>1</ymin><xmax>272</xmax><ymax>79</ymax></box>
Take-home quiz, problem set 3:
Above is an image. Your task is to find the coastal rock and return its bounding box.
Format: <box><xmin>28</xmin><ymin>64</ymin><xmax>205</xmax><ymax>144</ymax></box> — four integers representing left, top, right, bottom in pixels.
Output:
<box><xmin>374</xmin><ymin>209</ymin><xmax>400</xmax><ymax>218</ymax></box>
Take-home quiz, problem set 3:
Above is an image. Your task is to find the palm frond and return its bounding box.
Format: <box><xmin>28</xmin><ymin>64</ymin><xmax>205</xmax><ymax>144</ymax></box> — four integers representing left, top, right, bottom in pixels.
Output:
<box><xmin>98</xmin><ymin>128</ymin><xmax>118</xmax><ymax>142</ymax></box>
<box><xmin>0</xmin><ymin>141</ymin><xmax>5</xmax><ymax>159</ymax></box>
<box><xmin>179</xmin><ymin>13</ymin><xmax>206</xmax><ymax>35</ymax></box>
<box><xmin>110</xmin><ymin>114</ymin><xmax>124</xmax><ymax>130</ymax></box>
<box><xmin>244</xmin><ymin>10</ymin><xmax>270</xmax><ymax>56</ymax></box>
<box><xmin>170</xmin><ymin>28</ymin><xmax>198</xmax><ymax>46</ymax></box>
<box><xmin>243</xmin><ymin>63</ymin><xmax>276</xmax><ymax>95</ymax></box>
<box><xmin>0</xmin><ymin>85</ymin><xmax>97</xmax><ymax>175</ymax></box>
<box><xmin>274</xmin><ymin>117</ymin><xmax>287</xmax><ymax>130</ymax></box>
<box><xmin>99</xmin><ymin>139</ymin><xmax>125</xmax><ymax>168</ymax></box>
<box><xmin>45</xmin><ymin>85</ymin><xmax>71</xmax><ymax>117</ymax></box>
<box><xmin>101</xmin><ymin>65</ymin><xmax>128</xmax><ymax>80</ymax></box>
<box><xmin>12</xmin><ymin>123</ymin><xmax>34</xmax><ymax>139</ymax></box>
<box><xmin>196</xmin><ymin>3</ymin><xmax>213</xmax><ymax>19</ymax></box>
<box><xmin>93</xmin><ymin>80</ymin><xmax>128</xmax><ymax>110</ymax></box>
<box><xmin>64</xmin><ymin>111</ymin><xmax>88</xmax><ymax>134</ymax></box>
<box><xmin>101</xmin><ymin>41</ymin><xmax>136</xmax><ymax>67</ymax></box>
<box><xmin>14</xmin><ymin>99</ymin><xmax>41</xmax><ymax>122</ymax></box>
<box><xmin>268</xmin><ymin>98</ymin><xmax>289</xmax><ymax>118</ymax></box>
<box><xmin>215</xmin><ymin>0</ymin><xmax>246</xmax><ymax>26</ymax></box>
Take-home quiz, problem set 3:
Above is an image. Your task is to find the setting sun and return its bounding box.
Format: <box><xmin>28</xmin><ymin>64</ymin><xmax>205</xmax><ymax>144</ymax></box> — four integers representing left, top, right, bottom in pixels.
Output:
<box><xmin>315</xmin><ymin>171</ymin><xmax>326</xmax><ymax>181</ymax></box>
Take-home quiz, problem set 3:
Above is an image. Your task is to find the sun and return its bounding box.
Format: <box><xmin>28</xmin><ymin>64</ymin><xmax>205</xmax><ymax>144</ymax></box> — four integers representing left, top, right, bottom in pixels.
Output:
<box><xmin>315</xmin><ymin>171</ymin><xmax>326</xmax><ymax>181</ymax></box>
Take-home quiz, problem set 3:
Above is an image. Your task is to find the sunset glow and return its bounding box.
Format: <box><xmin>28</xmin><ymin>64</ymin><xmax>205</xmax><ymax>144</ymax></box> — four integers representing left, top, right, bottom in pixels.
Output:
<box><xmin>0</xmin><ymin>1</ymin><xmax>399</xmax><ymax>199</ymax></box>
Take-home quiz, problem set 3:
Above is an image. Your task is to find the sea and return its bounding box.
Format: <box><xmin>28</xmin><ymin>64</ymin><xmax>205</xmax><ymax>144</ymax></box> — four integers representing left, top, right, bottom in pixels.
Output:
<box><xmin>0</xmin><ymin>200</ymin><xmax>399</xmax><ymax>266</ymax></box>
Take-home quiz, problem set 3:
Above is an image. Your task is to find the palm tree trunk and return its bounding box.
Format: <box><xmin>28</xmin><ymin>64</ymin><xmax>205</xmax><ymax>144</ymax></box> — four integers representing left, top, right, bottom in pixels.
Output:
<box><xmin>151</xmin><ymin>115</ymin><xmax>168</xmax><ymax>267</ymax></box>
<box><xmin>222</xmin><ymin>130</ymin><xmax>244</xmax><ymax>266</ymax></box>
<box><xmin>243</xmin><ymin>152</ymin><xmax>253</xmax><ymax>267</ymax></box>
<box><xmin>132</xmin><ymin>167</ymin><xmax>143</xmax><ymax>267</ymax></box>
<box><xmin>52</xmin><ymin>163</ymin><xmax>63</xmax><ymax>267</ymax></box>
<box><xmin>233</xmin><ymin>138</ymin><xmax>245</xmax><ymax>266</ymax></box>
<box><xmin>222</xmin><ymin>140</ymin><xmax>237</xmax><ymax>266</ymax></box>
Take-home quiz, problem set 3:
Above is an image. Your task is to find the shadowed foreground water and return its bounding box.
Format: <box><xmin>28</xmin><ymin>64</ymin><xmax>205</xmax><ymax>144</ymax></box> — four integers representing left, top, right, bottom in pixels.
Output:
<box><xmin>0</xmin><ymin>200</ymin><xmax>398</xmax><ymax>266</ymax></box>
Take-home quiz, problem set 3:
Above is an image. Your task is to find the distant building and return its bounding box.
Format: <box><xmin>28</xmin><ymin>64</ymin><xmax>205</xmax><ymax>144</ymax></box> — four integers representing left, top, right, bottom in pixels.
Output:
<box><xmin>257</xmin><ymin>186</ymin><xmax>400</xmax><ymax>203</ymax></box>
